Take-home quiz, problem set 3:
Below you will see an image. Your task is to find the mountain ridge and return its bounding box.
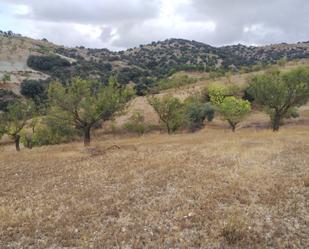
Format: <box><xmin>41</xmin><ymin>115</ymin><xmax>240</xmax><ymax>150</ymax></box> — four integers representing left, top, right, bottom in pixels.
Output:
<box><xmin>1</xmin><ymin>31</ymin><xmax>309</xmax><ymax>97</ymax></box>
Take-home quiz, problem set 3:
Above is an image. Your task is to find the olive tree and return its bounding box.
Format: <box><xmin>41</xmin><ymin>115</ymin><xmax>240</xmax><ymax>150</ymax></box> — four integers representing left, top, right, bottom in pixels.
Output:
<box><xmin>218</xmin><ymin>96</ymin><xmax>251</xmax><ymax>132</ymax></box>
<box><xmin>0</xmin><ymin>100</ymin><xmax>34</xmax><ymax>151</ymax></box>
<box><xmin>250</xmin><ymin>67</ymin><xmax>309</xmax><ymax>131</ymax></box>
<box><xmin>48</xmin><ymin>77</ymin><xmax>133</xmax><ymax>146</ymax></box>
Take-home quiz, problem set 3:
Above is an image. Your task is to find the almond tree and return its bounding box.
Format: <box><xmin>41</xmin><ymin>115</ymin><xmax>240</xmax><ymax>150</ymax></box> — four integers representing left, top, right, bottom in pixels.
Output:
<box><xmin>218</xmin><ymin>96</ymin><xmax>251</xmax><ymax>132</ymax></box>
<box><xmin>48</xmin><ymin>77</ymin><xmax>133</xmax><ymax>146</ymax></box>
<box><xmin>148</xmin><ymin>95</ymin><xmax>184</xmax><ymax>134</ymax></box>
<box><xmin>250</xmin><ymin>67</ymin><xmax>309</xmax><ymax>131</ymax></box>
<box><xmin>0</xmin><ymin>100</ymin><xmax>34</xmax><ymax>151</ymax></box>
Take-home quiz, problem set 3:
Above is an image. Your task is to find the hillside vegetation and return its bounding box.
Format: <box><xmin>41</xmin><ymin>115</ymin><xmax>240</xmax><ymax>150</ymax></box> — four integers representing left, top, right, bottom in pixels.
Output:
<box><xmin>1</xmin><ymin>31</ymin><xmax>309</xmax><ymax>249</ymax></box>
<box><xmin>2</xmin><ymin>31</ymin><xmax>309</xmax><ymax>95</ymax></box>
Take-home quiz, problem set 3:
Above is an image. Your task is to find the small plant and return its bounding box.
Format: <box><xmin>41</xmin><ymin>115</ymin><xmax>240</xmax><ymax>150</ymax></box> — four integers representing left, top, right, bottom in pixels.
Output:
<box><xmin>221</xmin><ymin>215</ymin><xmax>248</xmax><ymax>245</ymax></box>
<box><xmin>2</xmin><ymin>73</ymin><xmax>11</xmax><ymax>83</ymax></box>
<box><xmin>124</xmin><ymin>111</ymin><xmax>148</xmax><ymax>136</ymax></box>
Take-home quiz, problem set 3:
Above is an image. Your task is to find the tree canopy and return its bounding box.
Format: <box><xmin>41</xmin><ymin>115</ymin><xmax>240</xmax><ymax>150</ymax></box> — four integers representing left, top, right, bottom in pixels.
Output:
<box><xmin>250</xmin><ymin>67</ymin><xmax>309</xmax><ymax>131</ymax></box>
<box><xmin>218</xmin><ymin>96</ymin><xmax>251</xmax><ymax>132</ymax></box>
<box><xmin>48</xmin><ymin>77</ymin><xmax>133</xmax><ymax>145</ymax></box>
<box><xmin>0</xmin><ymin>100</ymin><xmax>34</xmax><ymax>151</ymax></box>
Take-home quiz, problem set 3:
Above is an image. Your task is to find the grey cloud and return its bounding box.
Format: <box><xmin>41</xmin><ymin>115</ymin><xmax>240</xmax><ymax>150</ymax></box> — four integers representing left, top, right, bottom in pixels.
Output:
<box><xmin>4</xmin><ymin>0</ymin><xmax>160</xmax><ymax>23</ymax></box>
<box><xmin>2</xmin><ymin>0</ymin><xmax>309</xmax><ymax>49</ymax></box>
<box><xmin>187</xmin><ymin>0</ymin><xmax>309</xmax><ymax>45</ymax></box>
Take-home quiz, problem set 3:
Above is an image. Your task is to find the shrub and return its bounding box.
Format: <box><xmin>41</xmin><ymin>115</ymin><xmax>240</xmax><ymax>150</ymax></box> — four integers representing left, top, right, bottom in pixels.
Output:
<box><xmin>123</xmin><ymin>111</ymin><xmax>148</xmax><ymax>136</ymax></box>
<box><xmin>242</xmin><ymin>85</ymin><xmax>255</xmax><ymax>102</ymax></box>
<box><xmin>185</xmin><ymin>101</ymin><xmax>214</xmax><ymax>131</ymax></box>
<box><xmin>208</xmin><ymin>84</ymin><xmax>228</xmax><ymax>105</ymax></box>
<box><xmin>27</xmin><ymin>55</ymin><xmax>70</xmax><ymax>71</ymax></box>
<box><xmin>20</xmin><ymin>79</ymin><xmax>48</xmax><ymax>105</ymax></box>
<box><xmin>25</xmin><ymin>116</ymin><xmax>78</xmax><ymax>147</ymax></box>
<box><xmin>0</xmin><ymin>89</ymin><xmax>18</xmax><ymax>111</ymax></box>
<box><xmin>2</xmin><ymin>73</ymin><xmax>11</xmax><ymax>83</ymax></box>
<box><xmin>221</xmin><ymin>215</ymin><xmax>248</xmax><ymax>245</ymax></box>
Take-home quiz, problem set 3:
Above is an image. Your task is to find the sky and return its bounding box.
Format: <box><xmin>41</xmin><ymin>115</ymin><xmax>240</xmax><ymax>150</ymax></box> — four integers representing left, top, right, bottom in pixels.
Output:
<box><xmin>0</xmin><ymin>0</ymin><xmax>309</xmax><ymax>50</ymax></box>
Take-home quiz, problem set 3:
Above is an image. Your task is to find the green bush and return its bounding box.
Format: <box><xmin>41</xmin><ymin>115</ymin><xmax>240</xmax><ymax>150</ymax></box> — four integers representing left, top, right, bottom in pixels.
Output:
<box><xmin>207</xmin><ymin>83</ymin><xmax>241</xmax><ymax>105</ymax></box>
<box><xmin>123</xmin><ymin>111</ymin><xmax>148</xmax><ymax>136</ymax></box>
<box><xmin>0</xmin><ymin>89</ymin><xmax>18</xmax><ymax>111</ymax></box>
<box><xmin>27</xmin><ymin>55</ymin><xmax>70</xmax><ymax>71</ymax></box>
<box><xmin>2</xmin><ymin>73</ymin><xmax>11</xmax><ymax>83</ymax></box>
<box><xmin>185</xmin><ymin>101</ymin><xmax>214</xmax><ymax>131</ymax></box>
<box><xmin>23</xmin><ymin>116</ymin><xmax>78</xmax><ymax>147</ymax></box>
<box><xmin>20</xmin><ymin>79</ymin><xmax>48</xmax><ymax>105</ymax></box>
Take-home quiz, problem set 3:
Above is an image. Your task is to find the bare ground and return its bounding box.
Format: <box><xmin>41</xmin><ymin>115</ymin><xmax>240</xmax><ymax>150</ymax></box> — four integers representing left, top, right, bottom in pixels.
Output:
<box><xmin>0</xmin><ymin>125</ymin><xmax>309</xmax><ymax>249</ymax></box>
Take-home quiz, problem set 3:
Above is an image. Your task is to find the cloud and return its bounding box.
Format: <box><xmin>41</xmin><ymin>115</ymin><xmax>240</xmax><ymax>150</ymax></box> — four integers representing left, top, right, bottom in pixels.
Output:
<box><xmin>1</xmin><ymin>0</ymin><xmax>309</xmax><ymax>49</ymax></box>
<box><xmin>187</xmin><ymin>0</ymin><xmax>309</xmax><ymax>44</ymax></box>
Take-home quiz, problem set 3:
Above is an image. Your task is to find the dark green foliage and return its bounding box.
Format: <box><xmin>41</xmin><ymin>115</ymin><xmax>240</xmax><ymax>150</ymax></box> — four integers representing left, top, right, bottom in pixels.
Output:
<box><xmin>2</xmin><ymin>73</ymin><xmax>11</xmax><ymax>83</ymax></box>
<box><xmin>134</xmin><ymin>77</ymin><xmax>157</xmax><ymax>96</ymax></box>
<box><xmin>185</xmin><ymin>102</ymin><xmax>214</xmax><ymax>131</ymax></box>
<box><xmin>20</xmin><ymin>79</ymin><xmax>49</xmax><ymax>105</ymax></box>
<box><xmin>27</xmin><ymin>55</ymin><xmax>70</xmax><ymax>71</ymax></box>
<box><xmin>242</xmin><ymin>86</ymin><xmax>255</xmax><ymax>102</ymax></box>
<box><xmin>0</xmin><ymin>89</ymin><xmax>18</xmax><ymax>111</ymax></box>
<box><xmin>116</xmin><ymin>67</ymin><xmax>144</xmax><ymax>85</ymax></box>
<box><xmin>25</xmin><ymin>38</ymin><xmax>309</xmax><ymax>95</ymax></box>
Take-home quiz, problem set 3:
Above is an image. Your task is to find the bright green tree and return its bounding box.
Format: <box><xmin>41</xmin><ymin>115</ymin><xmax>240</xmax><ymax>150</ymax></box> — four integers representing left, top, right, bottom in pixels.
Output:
<box><xmin>48</xmin><ymin>77</ymin><xmax>133</xmax><ymax>146</ymax></box>
<box><xmin>0</xmin><ymin>100</ymin><xmax>34</xmax><ymax>151</ymax></box>
<box><xmin>148</xmin><ymin>95</ymin><xmax>184</xmax><ymax>134</ymax></box>
<box><xmin>218</xmin><ymin>97</ymin><xmax>251</xmax><ymax>132</ymax></box>
<box><xmin>208</xmin><ymin>84</ymin><xmax>229</xmax><ymax>105</ymax></box>
<box><xmin>250</xmin><ymin>67</ymin><xmax>309</xmax><ymax>131</ymax></box>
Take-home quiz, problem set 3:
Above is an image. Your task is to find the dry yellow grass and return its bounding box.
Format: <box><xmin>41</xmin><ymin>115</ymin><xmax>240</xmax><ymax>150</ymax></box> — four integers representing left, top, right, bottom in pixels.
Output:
<box><xmin>1</xmin><ymin>124</ymin><xmax>309</xmax><ymax>249</ymax></box>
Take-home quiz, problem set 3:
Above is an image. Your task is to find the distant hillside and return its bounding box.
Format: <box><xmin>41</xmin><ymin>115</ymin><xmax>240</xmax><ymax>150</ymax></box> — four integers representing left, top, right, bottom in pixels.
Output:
<box><xmin>1</xmin><ymin>30</ymin><xmax>309</xmax><ymax>96</ymax></box>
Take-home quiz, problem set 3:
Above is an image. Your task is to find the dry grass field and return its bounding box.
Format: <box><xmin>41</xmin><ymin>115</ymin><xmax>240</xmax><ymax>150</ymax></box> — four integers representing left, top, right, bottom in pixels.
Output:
<box><xmin>1</xmin><ymin>123</ymin><xmax>309</xmax><ymax>248</ymax></box>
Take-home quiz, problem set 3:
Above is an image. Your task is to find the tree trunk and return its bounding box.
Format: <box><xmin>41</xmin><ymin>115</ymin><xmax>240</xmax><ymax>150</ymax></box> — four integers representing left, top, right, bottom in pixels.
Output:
<box><xmin>272</xmin><ymin>112</ymin><xmax>281</xmax><ymax>132</ymax></box>
<box><xmin>83</xmin><ymin>126</ymin><xmax>91</xmax><ymax>146</ymax></box>
<box><xmin>166</xmin><ymin>123</ymin><xmax>171</xmax><ymax>134</ymax></box>
<box><xmin>15</xmin><ymin>135</ymin><xmax>20</xmax><ymax>152</ymax></box>
<box><xmin>228</xmin><ymin>120</ymin><xmax>236</xmax><ymax>132</ymax></box>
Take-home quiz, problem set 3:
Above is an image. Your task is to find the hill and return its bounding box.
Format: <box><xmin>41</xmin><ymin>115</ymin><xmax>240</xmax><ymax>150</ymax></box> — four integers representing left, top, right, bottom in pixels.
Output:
<box><xmin>1</xmin><ymin>30</ymin><xmax>309</xmax><ymax>96</ymax></box>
